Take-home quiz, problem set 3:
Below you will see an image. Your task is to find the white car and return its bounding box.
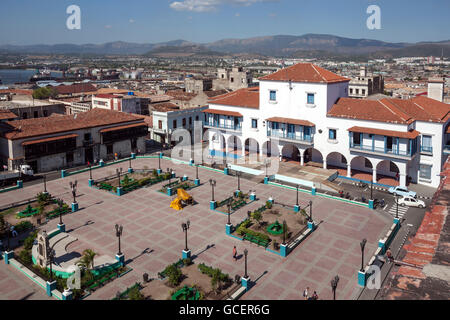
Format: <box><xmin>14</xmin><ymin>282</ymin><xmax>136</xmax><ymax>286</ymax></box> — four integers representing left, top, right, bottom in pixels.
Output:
<box><xmin>396</xmin><ymin>196</ymin><xmax>426</xmax><ymax>208</ymax></box>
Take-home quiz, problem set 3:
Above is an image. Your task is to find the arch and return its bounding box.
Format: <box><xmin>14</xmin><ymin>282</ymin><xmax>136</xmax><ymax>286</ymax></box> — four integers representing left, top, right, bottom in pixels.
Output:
<box><xmin>304</xmin><ymin>147</ymin><xmax>323</xmax><ymax>165</ymax></box>
<box><xmin>262</xmin><ymin>140</ymin><xmax>279</xmax><ymax>157</ymax></box>
<box><xmin>375</xmin><ymin>160</ymin><xmax>400</xmax><ymax>185</ymax></box>
<box><xmin>281</xmin><ymin>144</ymin><xmax>300</xmax><ymax>163</ymax></box>
<box><xmin>244</xmin><ymin>138</ymin><xmax>260</xmax><ymax>163</ymax></box>
<box><xmin>227</xmin><ymin>135</ymin><xmax>243</xmax><ymax>161</ymax></box>
<box><xmin>326</xmin><ymin>152</ymin><xmax>348</xmax><ymax>170</ymax></box>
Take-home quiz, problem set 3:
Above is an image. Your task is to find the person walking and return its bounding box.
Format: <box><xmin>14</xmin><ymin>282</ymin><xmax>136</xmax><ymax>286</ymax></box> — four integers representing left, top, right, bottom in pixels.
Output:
<box><xmin>233</xmin><ymin>246</ymin><xmax>237</xmax><ymax>262</ymax></box>
<box><xmin>303</xmin><ymin>287</ymin><xmax>309</xmax><ymax>300</ymax></box>
<box><xmin>312</xmin><ymin>291</ymin><xmax>318</xmax><ymax>300</ymax></box>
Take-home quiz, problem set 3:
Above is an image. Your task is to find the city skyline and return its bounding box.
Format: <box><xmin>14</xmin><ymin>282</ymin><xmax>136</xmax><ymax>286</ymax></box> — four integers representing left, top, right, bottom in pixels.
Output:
<box><xmin>0</xmin><ymin>0</ymin><xmax>449</xmax><ymax>46</ymax></box>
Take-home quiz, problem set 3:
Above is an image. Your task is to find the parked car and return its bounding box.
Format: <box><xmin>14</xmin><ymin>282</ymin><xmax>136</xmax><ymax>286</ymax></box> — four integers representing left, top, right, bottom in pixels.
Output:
<box><xmin>388</xmin><ymin>186</ymin><xmax>417</xmax><ymax>198</ymax></box>
<box><xmin>396</xmin><ymin>196</ymin><xmax>426</xmax><ymax>208</ymax></box>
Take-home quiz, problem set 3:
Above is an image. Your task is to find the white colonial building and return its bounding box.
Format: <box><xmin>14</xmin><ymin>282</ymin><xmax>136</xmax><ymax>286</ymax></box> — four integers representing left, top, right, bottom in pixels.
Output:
<box><xmin>204</xmin><ymin>63</ymin><xmax>450</xmax><ymax>188</ymax></box>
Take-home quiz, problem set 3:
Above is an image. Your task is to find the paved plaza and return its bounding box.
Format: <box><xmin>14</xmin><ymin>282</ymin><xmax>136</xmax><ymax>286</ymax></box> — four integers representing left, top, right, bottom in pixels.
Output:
<box><xmin>0</xmin><ymin>157</ymin><xmax>392</xmax><ymax>300</ymax></box>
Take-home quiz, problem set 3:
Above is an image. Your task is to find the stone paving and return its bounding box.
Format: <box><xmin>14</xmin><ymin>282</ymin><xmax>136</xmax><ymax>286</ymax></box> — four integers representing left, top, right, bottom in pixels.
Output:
<box><xmin>0</xmin><ymin>157</ymin><xmax>392</xmax><ymax>300</ymax></box>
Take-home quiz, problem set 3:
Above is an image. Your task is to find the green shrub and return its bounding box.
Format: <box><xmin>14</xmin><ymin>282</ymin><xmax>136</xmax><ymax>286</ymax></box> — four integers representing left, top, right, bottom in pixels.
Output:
<box><xmin>19</xmin><ymin>249</ymin><xmax>32</xmax><ymax>265</ymax></box>
<box><xmin>166</xmin><ymin>264</ymin><xmax>182</xmax><ymax>287</ymax></box>
<box><xmin>128</xmin><ymin>286</ymin><xmax>144</xmax><ymax>300</ymax></box>
<box><xmin>23</xmin><ymin>230</ymin><xmax>38</xmax><ymax>250</ymax></box>
<box><xmin>266</xmin><ymin>201</ymin><xmax>273</xmax><ymax>209</ymax></box>
<box><xmin>182</xmin><ymin>258</ymin><xmax>192</xmax><ymax>266</ymax></box>
<box><xmin>14</xmin><ymin>221</ymin><xmax>33</xmax><ymax>233</ymax></box>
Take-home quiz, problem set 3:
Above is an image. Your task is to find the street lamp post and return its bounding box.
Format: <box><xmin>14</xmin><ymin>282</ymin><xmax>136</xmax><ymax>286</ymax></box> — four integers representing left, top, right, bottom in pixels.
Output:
<box><xmin>181</xmin><ymin>220</ymin><xmax>191</xmax><ymax>259</ymax></box>
<box><xmin>360</xmin><ymin>239</ymin><xmax>367</xmax><ymax>272</ymax></box>
<box><xmin>296</xmin><ymin>185</ymin><xmax>299</xmax><ymax>206</ymax></box>
<box><xmin>116</xmin><ymin>168</ymin><xmax>122</xmax><ymax>188</ymax></box>
<box><xmin>309</xmin><ymin>200</ymin><xmax>313</xmax><ymax>222</ymax></box>
<box><xmin>370</xmin><ymin>180</ymin><xmax>373</xmax><ymax>200</ymax></box>
<box><xmin>43</xmin><ymin>174</ymin><xmax>47</xmax><ymax>194</ymax></box>
<box><xmin>56</xmin><ymin>198</ymin><xmax>65</xmax><ymax>231</ymax></box>
<box><xmin>115</xmin><ymin>224</ymin><xmax>123</xmax><ymax>256</ymax></box>
<box><xmin>47</xmin><ymin>248</ymin><xmax>55</xmax><ymax>282</ymax></box>
<box><xmin>196</xmin><ymin>164</ymin><xmax>199</xmax><ymax>180</ymax></box>
<box><xmin>227</xmin><ymin>203</ymin><xmax>231</xmax><ymax>225</ymax></box>
<box><xmin>243</xmin><ymin>248</ymin><xmax>248</xmax><ymax>279</ymax></box>
<box><xmin>282</xmin><ymin>220</ymin><xmax>287</xmax><ymax>245</ymax></box>
<box><xmin>70</xmin><ymin>180</ymin><xmax>78</xmax><ymax>212</ymax></box>
<box><xmin>331</xmin><ymin>275</ymin><xmax>339</xmax><ymax>300</ymax></box>
<box><xmin>209</xmin><ymin>179</ymin><xmax>216</xmax><ymax>202</ymax></box>
<box><xmin>89</xmin><ymin>163</ymin><xmax>92</xmax><ymax>180</ymax></box>
<box><xmin>236</xmin><ymin>171</ymin><xmax>241</xmax><ymax>194</ymax></box>
<box><xmin>5</xmin><ymin>222</ymin><xmax>10</xmax><ymax>252</ymax></box>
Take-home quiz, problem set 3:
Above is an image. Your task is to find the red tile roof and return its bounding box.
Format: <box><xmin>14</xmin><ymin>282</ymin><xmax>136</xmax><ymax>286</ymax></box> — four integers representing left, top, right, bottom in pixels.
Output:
<box><xmin>202</xmin><ymin>109</ymin><xmax>243</xmax><ymax>117</ymax></box>
<box><xmin>266</xmin><ymin>117</ymin><xmax>315</xmax><ymax>127</ymax></box>
<box><xmin>348</xmin><ymin>126</ymin><xmax>420</xmax><ymax>139</ymax></box>
<box><xmin>208</xmin><ymin>88</ymin><xmax>259</xmax><ymax>109</ymax></box>
<box><xmin>94</xmin><ymin>94</ymin><xmax>117</xmax><ymax>99</ymax></box>
<box><xmin>99</xmin><ymin>122</ymin><xmax>148</xmax><ymax>133</ymax></box>
<box><xmin>260</xmin><ymin>63</ymin><xmax>350</xmax><ymax>84</ymax></box>
<box><xmin>22</xmin><ymin>133</ymin><xmax>78</xmax><ymax>146</ymax></box>
<box><xmin>3</xmin><ymin>108</ymin><xmax>145</xmax><ymax>140</ymax></box>
<box><xmin>54</xmin><ymin>83</ymin><xmax>97</xmax><ymax>95</ymax></box>
<box><xmin>0</xmin><ymin>110</ymin><xmax>18</xmax><ymax>120</ymax></box>
<box><xmin>328</xmin><ymin>96</ymin><xmax>450</xmax><ymax>124</ymax></box>
<box><xmin>152</xmin><ymin>102</ymin><xmax>180</xmax><ymax>112</ymax></box>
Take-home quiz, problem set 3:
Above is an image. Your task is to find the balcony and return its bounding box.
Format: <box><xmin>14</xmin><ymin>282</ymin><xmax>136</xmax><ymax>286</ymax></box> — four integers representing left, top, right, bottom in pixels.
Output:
<box><xmin>349</xmin><ymin>142</ymin><xmax>415</xmax><ymax>159</ymax></box>
<box><xmin>267</xmin><ymin>129</ymin><xmax>313</xmax><ymax>145</ymax></box>
<box><xmin>203</xmin><ymin>121</ymin><xmax>242</xmax><ymax>132</ymax></box>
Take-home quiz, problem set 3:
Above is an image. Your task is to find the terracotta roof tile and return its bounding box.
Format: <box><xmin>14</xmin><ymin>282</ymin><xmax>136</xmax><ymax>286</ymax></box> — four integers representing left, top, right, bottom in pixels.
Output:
<box><xmin>22</xmin><ymin>133</ymin><xmax>78</xmax><ymax>146</ymax></box>
<box><xmin>328</xmin><ymin>96</ymin><xmax>450</xmax><ymax>124</ymax></box>
<box><xmin>348</xmin><ymin>126</ymin><xmax>420</xmax><ymax>139</ymax></box>
<box><xmin>99</xmin><ymin>122</ymin><xmax>148</xmax><ymax>133</ymax></box>
<box><xmin>3</xmin><ymin>108</ymin><xmax>145</xmax><ymax>140</ymax></box>
<box><xmin>152</xmin><ymin>102</ymin><xmax>180</xmax><ymax>112</ymax></box>
<box><xmin>0</xmin><ymin>110</ymin><xmax>18</xmax><ymax>120</ymax></box>
<box><xmin>266</xmin><ymin>117</ymin><xmax>315</xmax><ymax>127</ymax></box>
<box><xmin>260</xmin><ymin>63</ymin><xmax>350</xmax><ymax>84</ymax></box>
<box><xmin>202</xmin><ymin>109</ymin><xmax>243</xmax><ymax>117</ymax></box>
<box><xmin>208</xmin><ymin>88</ymin><xmax>259</xmax><ymax>109</ymax></box>
<box><xmin>55</xmin><ymin>83</ymin><xmax>97</xmax><ymax>95</ymax></box>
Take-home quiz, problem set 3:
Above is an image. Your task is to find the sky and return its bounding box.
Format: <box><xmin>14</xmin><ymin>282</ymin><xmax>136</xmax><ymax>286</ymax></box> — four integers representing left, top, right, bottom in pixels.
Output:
<box><xmin>0</xmin><ymin>0</ymin><xmax>449</xmax><ymax>45</ymax></box>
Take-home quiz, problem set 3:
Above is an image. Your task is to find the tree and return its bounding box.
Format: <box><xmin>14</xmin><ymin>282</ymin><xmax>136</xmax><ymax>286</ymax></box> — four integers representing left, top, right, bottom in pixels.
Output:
<box><xmin>251</xmin><ymin>211</ymin><xmax>263</xmax><ymax>227</ymax></box>
<box><xmin>32</xmin><ymin>87</ymin><xmax>57</xmax><ymax>100</ymax></box>
<box><xmin>77</xmin><ymin>249</ymin><xmax>96</xmax><ymax>270</ymax></box>
<box><xmin>128</xmin><ymin>286</ymin><xmax>144</xmax><ymax>300</ymax></box>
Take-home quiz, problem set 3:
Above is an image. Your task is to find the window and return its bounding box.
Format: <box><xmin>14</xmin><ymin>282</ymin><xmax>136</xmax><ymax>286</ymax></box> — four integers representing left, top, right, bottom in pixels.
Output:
<box><xmin>421</xmin><ymin>135</ymin><xmax>432</xmax><ymax>153</ymax></box>
<box><xmin>182</xmin><ymin>118</ymin><xmax>186</xmax><ymax>127</ymax></box>
<box><xmin>356</xmin><ymin>89</ymin><xmax>359</xmax><ymax>95</ymax></box>
<box><xmin>307</xmin><ymin>93</ymin><xmax>315</xmax><ymax>104</ymax></box>
<box><xmin>251</xmin><ymin>119</ymin><xmax>258</xmax><ymax>129</ymax></box>
<box><xmin>270</xmin><ymin>90</ymin><xmax>277</xmax><ymax>101</ymax></box>
<box><xmin>329</xmin><ymin>129</ymin><xmax>337</xmax><ymax>140</ymax></box>
<box><xmin>362</xmin><ymin>89</ymin><xmax>366</xmax><ymax>95</ymax></box>
<box><xmin>158</xmin><ymin>120</ymin><xmax>162</xmax><ymax>129</ymax></box>
<box><xmin>173</xmin><ymin>119</ymin><xmax>177</xmax><ymax>128</ymax></box>
<box><xmin>350</xmin><ymin>88</ymin><xmax>353</xmax><ymax>94</ymax></box>
<box><xmin>189</xmin><ymin>117</ymin><xmax>192</xmax><ymax>126</ymax></box>
<box><xmin>84</xmin><ymin>133</ymin><xmax>91</xmax><ymax>141</ymax></box>
<box><xmin>131</xmin><ymin>138</ymin><xmax>137</xmax><ymax>150</ymax></box>
<box><xmin>231</xmin><ymin>77</ymin><xmax>234</xmax><ymax>83</ymax></box>
<box><xmin>34</xmin><ymin>111</ymin><xmax>39</xmax><ymax>118</ymax></box>
<box><xmin>419</xmin><ymin>164</ymin><xmax>432</xmax><ymax>180</ymax></box>
<box><xmin>195</xmin><ymin>116</ymin><xmax>199</xmax><ymax>121</ymax></box>
<box><xmin>271</xmin><ymin>122</ymin><xmax>279</xmax><ymax>130</ymax></box>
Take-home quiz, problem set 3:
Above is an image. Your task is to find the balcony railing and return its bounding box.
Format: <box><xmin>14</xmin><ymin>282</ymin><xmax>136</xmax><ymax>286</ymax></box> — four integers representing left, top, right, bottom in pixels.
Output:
<box><xmin>267</xmin><ymin>129</ymin><xmax>313</xmax><ymax>143</ymax></box>
<box><xmin>203</xmin><ymin>121</ymin><xmax>242</xmax><ymax>131</ymax></box>
<box><xmin>350</xmin><ymin>142</ymin><xmax>413</xmax><ymax>157</ymax></box>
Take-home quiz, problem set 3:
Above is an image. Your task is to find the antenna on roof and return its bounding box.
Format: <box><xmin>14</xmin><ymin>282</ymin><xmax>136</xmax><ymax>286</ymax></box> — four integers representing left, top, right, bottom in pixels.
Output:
<box><xmin>283</xmin><ymin>60</ymin><xmax>293</xmax><ymax>90</ymax></box>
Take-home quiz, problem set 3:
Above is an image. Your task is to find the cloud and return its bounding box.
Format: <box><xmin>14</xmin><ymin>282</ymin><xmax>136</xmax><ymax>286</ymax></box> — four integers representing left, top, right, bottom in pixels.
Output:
<box><xmin>169</xmin><ymin>0</ymin><xmax>277</xmax><ymax>13</ymax></box>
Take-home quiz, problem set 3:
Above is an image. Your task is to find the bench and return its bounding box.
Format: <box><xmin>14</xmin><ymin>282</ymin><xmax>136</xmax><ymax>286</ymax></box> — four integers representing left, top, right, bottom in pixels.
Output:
<box><xmin>227</xmin><ymin>286</ymin><xmax>246</xmax><ymax>300</ymax></box>
<box><xmin>243</xmin><ymin>233</ymin><xmax>269</xmax><ymax>248</ymax></box>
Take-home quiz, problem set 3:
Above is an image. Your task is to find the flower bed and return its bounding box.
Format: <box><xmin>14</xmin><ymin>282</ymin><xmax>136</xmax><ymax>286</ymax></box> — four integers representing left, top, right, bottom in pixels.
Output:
<box><xmin>215</xmin><ymin>192</ymin><xmax>253</xmax><ymax>213</ymax></box>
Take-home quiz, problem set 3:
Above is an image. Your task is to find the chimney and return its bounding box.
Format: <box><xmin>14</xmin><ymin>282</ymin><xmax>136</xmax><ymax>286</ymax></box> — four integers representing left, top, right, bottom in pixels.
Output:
<box><xmin>427</xmin><ymin>77</ymin><xmax>445</xmax><ymax>102</ymax></box>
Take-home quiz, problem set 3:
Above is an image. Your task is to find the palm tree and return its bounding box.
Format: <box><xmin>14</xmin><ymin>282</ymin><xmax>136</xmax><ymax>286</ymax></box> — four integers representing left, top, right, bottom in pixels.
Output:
<box><xmin>77</xmin><ymin>249</ymin><xmax>96</xmax><ymax>270</ymax></box>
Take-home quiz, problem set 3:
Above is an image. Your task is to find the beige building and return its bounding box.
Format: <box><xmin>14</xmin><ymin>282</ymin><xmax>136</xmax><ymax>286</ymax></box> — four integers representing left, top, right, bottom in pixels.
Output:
<box><xmin>213</xmin><ymin>67</ymin><xmax>253</xmax><ymax>91</ymax></box>
<box><xmin>349</xmin><ymin>67</ymin><xmax>384</xmax><ymax>98</ymax></box>
<box><xmin>0</xmin><ymin>108</ymin><xmax>148</xmax><ymax>173</ymax></box>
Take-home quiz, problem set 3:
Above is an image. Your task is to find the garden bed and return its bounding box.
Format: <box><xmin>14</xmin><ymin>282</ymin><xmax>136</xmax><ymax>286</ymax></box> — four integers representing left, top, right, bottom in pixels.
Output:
<box><xmin>215</xmin><ymin>192</ymin><xmax>253</xmax><ymax>214</ymax></box>
<box><xmin>93</xmin><ymin>169</ymin><xmax>172</xmax><ymax>194</ymax></box>
<box><xmin>159</xmin><ymin>178</ymin><xmax>198</xmax><ymax>195</ymax></box>
<box><xmin>0</xmin><ymin>192</ymin><xmax>70</xmax><ymax>227</ymax></box>
<box><xmin>233</xmin><ymin>202</ymin><xmax>309</xmax><ymax>252</ymax></box>
<box><xmin>141</xmin><ymin>259</ymin><xmax>237</xmax><ymax>300</ymax></box>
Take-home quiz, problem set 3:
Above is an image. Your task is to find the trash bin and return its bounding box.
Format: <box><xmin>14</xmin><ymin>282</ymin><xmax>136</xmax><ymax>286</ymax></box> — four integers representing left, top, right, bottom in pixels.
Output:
<box><xmin>143</xmin><ymin>273</ymin><xmax>149</xmax><ymax>283</ymax></box>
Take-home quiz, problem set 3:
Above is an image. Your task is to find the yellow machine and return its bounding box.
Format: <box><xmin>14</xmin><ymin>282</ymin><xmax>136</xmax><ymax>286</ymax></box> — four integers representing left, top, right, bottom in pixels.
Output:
<box><xmin>170</xmin><ymin>189</ymin><xmax>194</xmax><ymax>211</ymax></box>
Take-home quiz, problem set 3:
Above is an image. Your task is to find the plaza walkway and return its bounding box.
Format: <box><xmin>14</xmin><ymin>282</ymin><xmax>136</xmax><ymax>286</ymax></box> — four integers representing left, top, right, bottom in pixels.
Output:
<box><xmin>0</xmin><ymin>157</ymin><xmax>392</xmax><ymax>300</ymax></box>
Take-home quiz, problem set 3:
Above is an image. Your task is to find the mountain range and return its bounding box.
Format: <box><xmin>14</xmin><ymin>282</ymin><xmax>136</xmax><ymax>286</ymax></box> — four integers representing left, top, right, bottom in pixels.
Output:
<box><xmin>1</xmin><ymin>34</ymin><xmax>449</xmax><ymax>58</ymax></box>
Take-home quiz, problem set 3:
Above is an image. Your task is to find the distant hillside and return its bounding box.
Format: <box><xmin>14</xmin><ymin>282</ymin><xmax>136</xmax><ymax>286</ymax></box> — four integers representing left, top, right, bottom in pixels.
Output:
<box><xmin>144</xmin><ymin>45</ymin><xmax>226</xmax><ymax>58</ymax></box>
<box><xmin>0</xmin><ymin>34</ymin><xmax>448</xmax><ymax>58</ymax></box>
